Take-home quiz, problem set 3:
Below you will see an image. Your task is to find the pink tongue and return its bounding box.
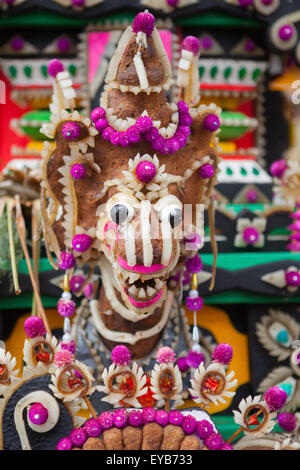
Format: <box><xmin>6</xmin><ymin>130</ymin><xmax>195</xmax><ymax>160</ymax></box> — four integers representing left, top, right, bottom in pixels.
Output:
<box><xmin>125</xmin><ymin>288</ymin><xmax>163</xmax><ymax>308</ymax></box>
<box><xmin>117</xmin><ymin>256</ymin><xmax>167</xmax><ymax>274</ymax></box>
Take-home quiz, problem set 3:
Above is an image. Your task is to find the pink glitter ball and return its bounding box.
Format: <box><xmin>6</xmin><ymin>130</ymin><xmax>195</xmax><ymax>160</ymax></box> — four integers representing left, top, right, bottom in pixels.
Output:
<box><xmin>83</xmin><ymin>282</ymin><xmax>94</xmax><ymax>298</ymax></box>
<box><xmin>71</xmin><ymin>163</ymin><xmax>86</xmax><ymax>179</ymax></box>
<box><xmin>61</xmin><ymin>121</ymin><xmax>81</xmax><ymax>140</ymax></box>
<box><xmin>186</xmin><ymin>350</ymin><xmax>205</xmax><ymax>368</ymax></box>
<box><xmin>132</xmin><ymin>11</ymin><xmax>155</xmax><ymax>36</ymax></box>
<box><xmin>70</xmin><ymin>275</ymin><xmax>85</xmax><ymax>293</ymax></box>
<box><xmin>113</xmin><ymin>409</ymin><xmax>127</xmax><ymax>428</ymax></box>
<box><xmin>196</xmin><ymin>419</ymin><xmax>214</xmax><ymax>440</ymax></box>
<box><xmin>279</xmin><ymin>25</ymin><xmax>294</xmax><ymax>41</ymax></box>
<box><xmin>212</xmin><ymin>343</ymin><xmax>233</xmax><ymax>365</ymax></box>
<box><xmin>90</xmin><ymin>107</ymin><xmax>106</xmax><ymax>122</ymax></box>
<box><xmin>54</xmin><ymin>349</ymin><xmax>74</xmax><ymax>368</ymax></box>
<box><xmin>128</xmin><ymin>410</ymin><xmax>142</xmax><ymax>427</ymax></box>
<box><xmin>72</xmin><ymin>233</ymin><xmax>92</xmax><ymax>252</ymax></box>
<box><xmin>28</xmin><ymin>403</ymin><xmax>48</xmax><ymax>425</ymax></box>
<box><xmin>155</xmin><ymin>410</ymin><xmax>169</xmax><ymax>426</ymax></box>
<box><xmin>95</xmin><ymin>118</ymin><xmax>108</xmax><ymax>132</ymax></box>
<box><xmin>270</xmin><ymin>159</ymin><xmax>287</xmax><ymax>178</ymax></box>
<box><xmin>156</xmin><ymin>346</ymin><xmax>176</xmax><ymax>364</ymax></box>
<box><xmin>277</xmin><ymin>412</ymin><xmax>297</xmax><ymax>433</ymax></box>
<box><xmin>264</xmin><ymin>386</ymin><xmax>288</xmax><ymax>411</ymax></box>
<box><xmin>285</xmin><ymin>271</ymin><xmax>300</xmax><ymax>287</ymax></box>
<box><xmin>182</xmin><ymin>415</ymin><xmax>197</xmax><ymax>434</ymax></box>
<box><xmin>98</xmin><ymin>411</ymin><xmax>114</xmax><ymax>431</ymax></box>
<box><xmin>24</xmin><ymin>316</ymin><xmax>46</xmax><ymax>339</ymax></box>
<box><xmin>57</xmin><ymin>299</ymin><xmax>76</xmax><ymax>318</ymax></box>
<box><xmin>126</xmin><ymin>126</ymin><xmax>141</xmax><ymax>144</ymax></box>
<box><xmin>177</xmin><ymin>356</ymin><xmax>189</xmax><ymax>372</ymax></box>
<box><xmin>111</xmin><ymin>345</ymin><xmax>131</xmax><ymax>366</ymax></box>
<box><xmin>243</xmin><ymin>227</ymin><xmax>259</xmax><ymax>245</ymax></box>
<box><xmin>47</xmin><ymin>59</ymin><xmax>64</xmax><ymax>78</ymax></box>
<box><xmin>203</xmin><ymin>114</ymin><xmax>220</xmax><ymax>132</ymax></box>
<box><xmin>83</xmin><ymin>418</ymin><xmax>101</xmax><ymax>437</ymax></box>
<box><xmin>135</xmin><ymin>160</ymin><xmax>156</xmax><ymax>183</ymax></box>
<box><xmin>70</xmin><ymin>428</ymin><xmax>87</xmax><ymax>447</ymax></box>
<box><xmin>199</xmin><ymin>163</ymin><xmax>215</xmax><ymax>179</ymax></box>
<box><xmin>168</xmin><ymin>410</ymin><xmax>183</xmax><ymax>426</ymax></box>
<box><xmin>204</xmin><ymin>432</ymin><xmax>224</xmax><ymax>450</ymax></box>
<box><xmin>135</xmin><ymin>116</ymin><xmax>153</xmax><ymax>133</ymax></box>
<box><xmin>185</xmin><ymin>254</ymin><xmax>202</xmax><ymax>274</ymax></box>
<box><xmin>182</xmin><ymin>36</ymin><xmax>200</xmax><ymax>55</ymax></box>
<box><xmin>142</xmin><ymin>408</ymin><xmax>156</xmax><ymax>424</ymax></box>
<box><xmin>144</xmin><ymin>127</ymin><xmax>159</xmax><ymax>142</ymax></box>
<box><xmin>56</xmin><ymin>437</ymin><xmax>72</xmax><ymax>450</ymax></box>
<box><xmin>61</xmin><ymin>340</ymin><xmax>76</xmax><ymax>355</ymax></box>
<box><xmin>57</xmin><ymin>251</ymin><xmax>75</xmax><ymax>270</ymax></box>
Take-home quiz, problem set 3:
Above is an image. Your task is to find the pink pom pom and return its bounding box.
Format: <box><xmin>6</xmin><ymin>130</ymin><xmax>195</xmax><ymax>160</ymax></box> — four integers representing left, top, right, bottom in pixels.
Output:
<box><xmin>72</xmin><ymin>234</ymin><xmax>92</xmax><ymax>252</ymax></box>
<box><xmin>277</xmin><ymin>412</ymin><xmax>297</xmax><ymax>432</ymax></box>
<box><xmin>57</xmin><ymin>299</ymin><xmax>76</xmax><ymax>318</ymax></box>
<box><xmin>70</xmin><ymin>428</ymin><xmax>87</xmax><ymax>447</ymax></box>
<box><xmin>71</xmin><ymin>163</ymin><xmax>86</xmax><ymax>179</ymax></box>
<box><xmin>111</xmin><ymin>345</ymin><xmax>131</xmax><ymax>366</ymax></box>
<box><xmin>182</xmin><ymin>36</ymin><xmax>200</xmax><ymax>55</ymax></box>
<box><xmin>98</xmin><ymin>411</ymin><xmax>114</xmax><ymax>431</ymax></box>
<box><xmin>181</xmin><ymin>415</ymin><xmax>196</xmax><ymax>434</ymax></box>
<box><xmin>168</xmin><ymin>410</ymin><xmax>183</xmax><ymax>426</ymax></box>
<box><xmin>48</xmin><ymin>59</ymin><xmax>64</xmax><ymax>78</ymax></box>
<box><xmin>155</xmin><ymin>410</ymin><xmax>168</xmax><ymax>426</ymax></box>
<box><xmin>142</xmin><ymin>408</ymin><xmax>156</xmax><ymax>424</ymax></box>
<box><xmin>54</xmin><ymin>349</ymin><xmax>74</xmax><ymax>368</ymax></box>
<box><xmin>177</xmin><ymin>356</ymin><xmax>189</xmax><ymax>372</ymax></box>
<box><xmin>24</xmin><ymin>316</ymin><xmax>46</xmax><ymax>339</ymax></box>
<box><xmin>70</xmin><ymin>275</ymin><xmax>85</xmax><ymax>293</ymax></box>
<box><xmin>113</xmin><ymin>409</ymin><xmax>127</xmax><ymax>428</ymax></box>
<box><xmin>156</xmin><ymin>346</ymin><xmax>176</xmax><ymax>364</ymax></box>
<box><xmin>204</xmin><ymin>432</ymin><xmax>224</xmax><ymax>450</ymax></box>
<box><xmin>56</xmin><ymin>437</ymin><xmax>72</xmax><ymax>450</ymax></box>
<box><xmin>90</xmin><ymin>107</ymin><xmax>106</xmax><ymax>122</ymax></box>
<box><xmin>196</xmin><ymin>419</ymin><xmax>214</xmax><ymax>440</ymax></box>
<box><xmin>135</xmin><ymin>116</ymin><xmax>153</xmax><ymax>133</ymax></box>
<box><xmin>186</xmin><ymin>350</ymin><xmax>205</xmax><ymax>368</ymax></box>
<box><xmin>221</xmin><ymin>443</ymin><xmax>234</xmax><ymax>450</ymax></box>
<box><xmin>212</xmin><ymin>343</ymin><xmax>233</xmax><ymax>365</ymax></box>
<box><xmin>83</xmin><ymin>418</ymin><xmax>101</xmax><ymax>437</ymax></box>
<box><xmin>61</xmin><ymin>340</ymin><xmax>76</xmax><ymax>355</ymax></box>
<box><xmin>264</xmin><ymin>386</ymin><xmax>288</xmax><ymax>411</ymax></box>
<box><xmin>28</xmin><ymin>403</ymin><xmax>48</xmax><ymax>425</ymax></box>
<box><xmin>57</xmin><ymin>251</ymin><xmax>75</xmax><ymax>270</ymax></box>
<box><xmin>128</xmin><ymin>410</ymin><xmax>142</xmax><ymax>427</ymax></box>
<box><xmin>185</xmin><ymin>254</ymin><xmax>202</xmax><ymax>274</ymax></box>
<box><xmin>132</xmin><ymin>11</ymin><xmax>155</xmax><ymax>36</ymax></box>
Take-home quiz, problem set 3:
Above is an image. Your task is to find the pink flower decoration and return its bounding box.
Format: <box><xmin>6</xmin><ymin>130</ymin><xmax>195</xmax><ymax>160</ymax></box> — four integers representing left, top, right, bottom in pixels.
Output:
<box><xmin>264</xmin><ymin>386</ymin><xmax>287</xmax><ymax>411</ymax></box>
<box><xmin>57</xmin><ymin>251</ymin><xmax>75</xmax><ymax>270</ymax></box>
<box><xmin>54</xmin><ymin>349</ymin><xmax>74</xmax><ymax>368</ymax></box>
<box><xmin>48</xmin><ymin>58</ymin><xmax>64</xmax><ymax>78</ymax></box>
<box><xmin>111</xmin><ymin>345</ymin><xmax>131</xmax><ymax>366</ymax></box>
<box><xmin>182</xmin><ymin>36</ymin><xmax>200</xmax><ymax>55</ymax></box>
<box><xmin>156</xmin><ymin>346</ymin><xmax>176</xmax><ymax>364</ymax></box>
<box><xmin>132</xmin><ymin>11</ymin><xmax>155</xmax><ymax>36</ymax></box>
<box><xmin>24</xmin><ymin>316</ymin><xmax>46</xmax><ymax>339</ymax></box>
<box><xmin>186</xmin><ymin>350</ymin><xmax>205</xmax><ymax>368</ymax></box>
<box><xmin>212</xmin><ymin>343</ymin><xmax>233</xmax><ymax>365</ymax></box>
<box><xmin>57</xmin><ymin>299</ymin><xmax>76</xmax><ymax>318</ymax></box>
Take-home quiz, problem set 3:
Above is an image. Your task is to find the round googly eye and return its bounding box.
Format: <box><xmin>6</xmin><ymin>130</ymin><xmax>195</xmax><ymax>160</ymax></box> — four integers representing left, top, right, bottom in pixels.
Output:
<box><xmin>160</xmin><ymin>205</ymin><xmax>182</xmax><ymax>228</ymax></box>
<box><xmin>110</xmin><ymin>204</ymin><xmax>129</xmax><ymax>225</ymax></box>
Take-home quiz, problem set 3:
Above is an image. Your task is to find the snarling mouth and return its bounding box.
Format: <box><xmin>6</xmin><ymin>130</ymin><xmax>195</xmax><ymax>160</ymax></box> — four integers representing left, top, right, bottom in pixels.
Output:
<box><xmin>124</xmin><ymin>277</ymin><xmax>164</xmax><ymax>308</ymax></box>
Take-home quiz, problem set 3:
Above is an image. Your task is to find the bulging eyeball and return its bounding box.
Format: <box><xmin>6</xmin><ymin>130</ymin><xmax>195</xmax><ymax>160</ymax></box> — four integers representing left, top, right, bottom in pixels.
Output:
<box><xmin>160</xmin><ymin>205</ymin><xmax>182</xmax><ymax>228</ymax></box>
<box><xmin>110</xmin><ymin>204</ymin><xmax>133</xmax><ymax>225</ymax></box>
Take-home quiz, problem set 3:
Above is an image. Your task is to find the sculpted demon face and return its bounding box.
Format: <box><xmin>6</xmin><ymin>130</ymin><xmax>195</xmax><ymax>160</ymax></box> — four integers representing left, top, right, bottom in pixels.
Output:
<box><xmin>41</xmin><ymin>12</ymin><xmax>220</xmax><ymax>357</ymax></box>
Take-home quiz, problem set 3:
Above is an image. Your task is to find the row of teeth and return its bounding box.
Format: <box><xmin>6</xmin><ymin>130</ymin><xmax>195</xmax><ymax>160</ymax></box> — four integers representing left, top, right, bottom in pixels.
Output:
<box><xmin>127</xmin><ymin>279</ymin><xmax>164</xmax><ymax>298</ymax></box>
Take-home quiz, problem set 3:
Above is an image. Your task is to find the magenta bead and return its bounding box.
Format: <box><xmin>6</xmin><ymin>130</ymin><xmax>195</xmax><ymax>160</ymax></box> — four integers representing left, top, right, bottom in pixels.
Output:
<box><xmin>212</xmin><ymin>343</ymin><xmax>233</xmax><ymax>365</ymax></box>
<box><xmin>185</xmin><ymin>254</ymin><xmax>202</xmax><ymax>273</ymax></box>
<box><xmin>56</xmin><ymin>437</ymin><xmax>72</xmax><ymax>450</ymax></box>
<box><xmin>285</xmin><ymin>271</ymin><xmax>300</xmax><ymax>287</ymax></box>
<box><xmin>113</xmin><ymin>409</ymin><xmax>127</xmax><ymax>428</ymax></box>
<box><xmin>70</xmin><ymin>428</ymin><xmax>87</xmax><ymax>447</ymax></box>
<box><xmin>243</xmin><ymin>227</ymin><xmax>259</xmax><ymax>245</ymax></box>
<box><xmin>95</xmin><ymin>118</ymin><xmax>108</xmax><ymax>132</ymax></box>
<box><xmin>142</xmin><ymin>408</ymin><xmax>156</xmax><ymax>424</ymax></box>
<box><xmin>203</xmin><ymin>114</ymin><xmax>220</xmax><ymax>132</ymax></box>
<box><xmin>264</xmin><ymin>386</ymin><xmax>288</xmax><ymax>411</ymax></box>
<box><xmin>186</xmin><ymin>350</ymin><xmax>205</xmax><ymax>368</ymax></box>
<box><xmin>111</xmin><ymin>345</ymin><xmax>131</xmax><ymax>366</ymax></box>
<box><xmin>62</xmin><ymin>121</ymin><xmax>81</xmax><ymax>140</ymax></box>
<box><xmin>58</xmin><ymin>251</ymin><xmax>75</xmax><ymax>270</ymax></box>
<box><xmin>155</xmin><ymin>410</ymin><xmax>169</xmax><ymax>427</ymax></box>
<box><xmin>182</xmin><ymin>415</ymin><xmax>196</xmax><ymax>435</ymax></box>
<box><xmin>204</xmin><ymin>432</ymin><xmax>224</xmax><ymax>450</ymax></box>
<box><xmin>196</xmin><ymin>419</ymin><xmax>214</xmax><ymax>440</ymax></box>
<box><xmin>277</xmin><ymin>412</ymin><xmax>297</xmax><ymax>433</ymax></box>
<box><xmin>186</xmin><ymin>296</ymin><xmax>204</xmax><ymax>311</ymax></box>
<box><xmin>57</xmin><ymin>37</ymin><xmax>71</xmax><ymax>52</ymax></box>
<box><xmin>11</xmin><ymin>37</ymin><xmax>24</xmax><ymax>51</ymax></box>
<box><xmin>177</xmin><ymin>356</ymin><xmax>189</xmax><ymax>372</ymax></box>
<box><xmin>57</xmin><ymin>299</ymin><xmax>76</xmax><ymax>318</ymax></box>
<box><xmin>246</xmin><ymin>189</ymin><xmax>258</xmax><ymax>203</ymax></box>
<box><xmin>201</xmin><ymin>36</ymin><xmax>213</xmax><ymax>51</ymax></box>
<box><xmin>28</xmin><ymin>403</ymin><xmax>48</xmax><ymax>425</ymax></box>
<box><xmin>128</xmin><ymin>411</ymin><xmax>142</xmax><ymax>427</ymax></box>
<box><xmin>132</xmin><ymin>11</ymin><xmax>155</xmax><ymax>36</ymax></box>
<box><xmin>279</xmin><ymin>25</ymin><xmax>294</xmax><ymax>41</ymax></box>
<box><xmin>72</xmin><ymin>234</ymin><xmax>92</xmax><ymax>252</ymax></box>
<box><xmin>270</xmin><ymin>159</ymin><xmax>287</xmax><ymax>178</ymax></box>
<box><xmin>47</xmin><ymin>59</ymin><xmax>64</xmax><ymax>78</ymax></box>
<box><xmin>182</xmin><ymin>36</ymin><xmax>200</xmax><ymax>55</ymax></box>
<box><xmin>71</xmin><ymin>163</ymin><xmax>86</xmax><ymax>179</ymax></box>
<box><xmin>135</xmin><ymin>160</ymin><xmax>156</xmax><ymax>183</ymax></box>
<box><xmin>90</xmin><ymin>107</ymin><xmax>106</xmax><ymax>122</ymax></box>
<box><xmin>200</xmin><ymin>163</ymin><xmax>215</xmax><ymax>179</ymax></box>
<box><xmin>70</xmin><ymin>275</ymin><xmax>85</xmax><ymax>293</ymax></box>
<box><xmin>84</xmin><ymin>418</ymin><xmax>101</xmax><ymax>437</ymax></box>
<box><xmin>24</xmin><ymin>316</ymin><xmax>46</xmax><ymax>339</ymax></box>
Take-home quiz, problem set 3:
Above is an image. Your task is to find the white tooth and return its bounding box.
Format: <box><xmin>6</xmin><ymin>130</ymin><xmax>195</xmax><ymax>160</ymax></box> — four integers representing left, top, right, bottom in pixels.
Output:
<box><xmin>138</xmin><ymin>288</ymin><xmax>146</xmax><ymax>298</ymax></box>
<box><xmin>147</xmin><ymin>286</ymin><xmax>156</xmax><ymax>297</ymax></box>
<box><xmin>155</xmin><ymin>279</ymin><xmax>163</xmax><ymax>290</ymax></box>
<box><xmin>128</xmin><ymin>285</ymin><xmax>138</xmax><ymax>296</ymax></box>
<box><xmin>129</xmin><ymin>273</ymin><xmax>140</xmax><ymax>284</ymax></box>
